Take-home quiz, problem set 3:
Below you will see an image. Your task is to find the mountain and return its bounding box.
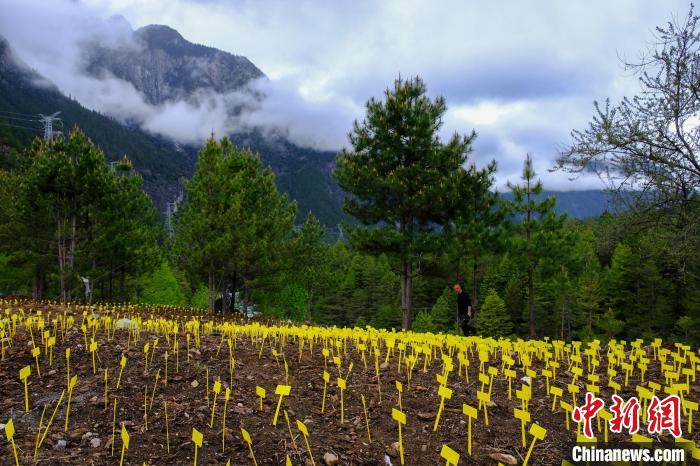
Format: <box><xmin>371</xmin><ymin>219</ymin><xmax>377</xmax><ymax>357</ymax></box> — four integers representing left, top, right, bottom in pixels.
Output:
<box><xmin>82</xmin><ymin>23</ymin><xmax>348</xmax><ymax>226</ymax></box>
<box><xmin>0</xmin><ymin>33</ymin><xmax>346</xmax><ymax>226</ymax></box>
<box><xmin>86</xmin><ymin>25</ymin><xmax>265</xmax><ymax>105</ymax></box>
<box><xmin>500</xmin><ymin>189</ymin><xmax>620</xmax><ymax>219</ymax></box>
<box><xmin>0</xmin><ymin>35</ymin><xmax>196</xmax><ymax>210</ymax></box>
<box><xmin>1</xmin><ymin>29</ymin><xmax>613</xmax><ymax>229</ymax></box>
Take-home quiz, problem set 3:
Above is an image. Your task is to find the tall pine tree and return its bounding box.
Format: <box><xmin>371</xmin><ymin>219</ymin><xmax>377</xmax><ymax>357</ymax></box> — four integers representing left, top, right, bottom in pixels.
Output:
<box><xmin>334</xmin><ymin>76</ymin><xmax>476</xmax><ymax>329</ymax></box>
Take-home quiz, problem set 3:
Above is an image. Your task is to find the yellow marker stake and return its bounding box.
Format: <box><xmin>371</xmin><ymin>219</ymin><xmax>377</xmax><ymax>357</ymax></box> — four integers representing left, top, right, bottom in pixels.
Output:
<box><xmin>164</xmin><ymin>351</ymin><xmax>168</xmax><ymax>385</ymax></box>
<box><xmin>514</xmin><ymin>408</ymin><xmax>530</xmax><ymax>448</ymax></box>
<box><xmin>440</xmin><ymin>444</ymin><xmax>459</xmax><ymax>466</ymax></box>
<box><xmin>90</xmin><ymin>340</ymin><xmax>97</xmax><ymax>374</ymax></box>
<box><xmin>256</xmin><ymin>385</ymin><xmax>266</xmax><ymax>411</ymax></box>
<box><xmin>273</xmin><ymin>384</ymin><xmax>291</xmax><ymax>426</ymax></box>
<box><xmin>338</xmin><ymin>377</ymin><xmax>347</xmax><ymax>424</ymax></box>
<box><xmin>361</xmin><ymin>394</ymin><xmax>372</xmax><ymax>442</ymax></box>
<box><xmin>205</xmin><ymin>366</ymin><xmax>210</xmax><ymax>407</ymax></box>
<box><xmin>241</xmin><ymin>428</ymin><xmax>258</xmax><ymax>466</ymax></box>
<box><xmin>32</xmin><ymin>346</ymin><xmax>41</xmax><ymax>377</ymax></box>
<box><xmin>5</xmin><ymin>419</ymin><xmax>19</xmax><ymax>466</ymax></box>
<box><xmin>38</xmin><ymin>389</ymin><xmax>65</xmax><ymax>448</ymax></box>
<box><xmin>550</xmin><ymin>386</ymin><xmax>563</xmax><ymax>412</ymax></box>
<box><xmin>104</xmin><ymin>368</ymin><xmax>108</xmax><ymax>408</ymax></box>
<box><xmin>462</xmin><ymin>404</ymin><xmax>477</xmax><ymax>456</ymax></box>
<box><xmin>164</xmin><ymin>400</ymin><xmax>170</xmax><ymax>453</ymax></box>
<box><xmin>116</xmin><ymin>355</ymin><xmax>126</xmax><ymax>389</ymax></box>
<box><xmin>523</xmin><ymin>423</ymin><xmax>547</xmax><ymax>466</ymax></box>
<box><xmin>366</xmin><ymin>342</ymin><xmax>380</xmax><ymax>380</ymax></box>
<box><xmin>34</xmin><ymin>404</ymin><xmax>47</xmax><ymax>461</ymax></box>
<box><xmin>284</xmin><ymin>410</ymin><xmax>298</xmax><ymax>451</ymax></box>
<box><xmin>321</xmin><ymin>371</ymin><xmax>330</xmax><ymax>413</ymax></box>
<box><xmin>111</xmin><ymin>398</ymin><xmax>117</xmax><ymax>456</ymax></box>
<box><xmin>296</xmin><ymin>419</ymin><xmax>315</xmax><ymax>466</ymax></box>
<box><xmin>391</xmin><ymin>408</ymin><xmax>406</xmax><ymax>465</ymax></box>
<box><xmin>221</xmin><ymin>387</ymin><xmax>230</xmax><ymax>452</ymax></box>
<box><xmin>150</xmin><ymin>368</ymin><xmax>161</xmax><ymax>411</ymax></box>
<box><xmin>19</xmin><ymin>365</ymin><xmax>31</xmax><ymax>412</ymax></box>
<box><xmin>477</xmin><ymin>390</ymin><xmax>490</xmax><ymax>426</ymax></box>
<box><xmin>210</xmin><ymin>379</ymin><xmax>221</xmax><ymax>427</ymax></box>
<box><xmin>433</xmin><ymin>384</ymin><xmax>453</xmax><ymax>432</ymax></box>
<box><xmin>64</xmin><ymin>375</ymin><xmax>77</xmax><ymax>431</ymax></box>
<box><xmin>120</xmin><ymin>424</ymin><xmax>129</xmax><ymax>466</ymax></box>
<box><xmin>396</xmin><ymin>380</ymin><xmax>403</xmax><ymax>410</ymax></box>
<box><xmin>192</xmin><ymin>427</ymin><xmax>203</xmax><ymax>466</ymax></box>
<box><xmin>144</xmin><ymin>386</ymin><xmax>148</xmax><ymax>430</ymax></box>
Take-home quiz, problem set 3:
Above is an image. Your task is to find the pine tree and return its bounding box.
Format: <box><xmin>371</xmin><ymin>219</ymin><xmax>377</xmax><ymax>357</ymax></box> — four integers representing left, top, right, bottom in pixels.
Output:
<box><xmin>506</xmin><ymin>154</ymin><xmax>565</xmax><ymax>337</ymax></box>
<box><xmin>334</xmin><ymin>76</ymin><xmax>476</xmax><ymax>329</ymax></box>
<box><xmin>477</xmin><ymin>290</ymin><xmax>513</xmax><ymax>338</ymax></box>
<box><xmin>412</xmin><ymin>311</ymin><xmax>437</xmax><ymax>333</ymax></box>
<box><xmin>429</xmin><ymin>287</ymin><xmax>455</xmax><ymax>333</ymax></box>
<box><xmin>176</xmin><ymin>137</ymin><xmax>296</xmax><ymax>311</ymax></box>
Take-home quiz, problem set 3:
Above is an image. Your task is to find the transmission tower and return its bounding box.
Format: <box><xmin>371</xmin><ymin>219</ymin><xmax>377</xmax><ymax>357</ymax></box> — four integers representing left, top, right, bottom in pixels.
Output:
<box><xmin>38</xmin><ymin>111</ymin><xmax>62</xmax><ymax>140</ymax></box>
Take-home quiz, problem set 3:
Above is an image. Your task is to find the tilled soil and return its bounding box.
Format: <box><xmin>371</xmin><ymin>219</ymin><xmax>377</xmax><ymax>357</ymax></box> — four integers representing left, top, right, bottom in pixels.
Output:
<box><xmin>0</xmin><ymin>301</ymin><xmax>697</xmax><ymax>465</ymax></box>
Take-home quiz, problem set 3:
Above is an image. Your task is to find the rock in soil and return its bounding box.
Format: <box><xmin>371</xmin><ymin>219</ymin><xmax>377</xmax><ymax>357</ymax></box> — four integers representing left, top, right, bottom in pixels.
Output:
<box><xmin>323</xmin><ymin>452</ymin><xmax>338</xmax><ymax>465</ymax></box>
<box><xmin>489</xmin><ymin>452</ymin><xmax>518</xmax><ymax>465</ymax></box>
<box><xmin>386</xmin><ymin>442</ymin><xmax>401</xmax><ymax>458</ymax></box>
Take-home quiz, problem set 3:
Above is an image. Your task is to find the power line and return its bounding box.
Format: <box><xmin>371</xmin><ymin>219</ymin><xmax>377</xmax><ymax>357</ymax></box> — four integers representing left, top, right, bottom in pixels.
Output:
<box><xmin>0</xmin><ymin>115</ymin><xmax>41</xmax><ymax>123</ymax></box>
<box><xmin>0</xmin><ymin>121</ymin><xmax>43</xmax><ymax>132</ymax></box>
<box><xmin>0</xmin><ymin>109</ymin><xmax>40</xmax><ymax>118</ymax></box>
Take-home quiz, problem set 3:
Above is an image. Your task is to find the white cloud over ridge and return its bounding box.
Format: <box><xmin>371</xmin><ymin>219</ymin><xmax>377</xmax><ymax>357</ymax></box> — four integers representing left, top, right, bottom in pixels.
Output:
<box><xmin>0</xmin><ymin>0</ymin><xmax>694</xmax><ymax>189</ymax></box>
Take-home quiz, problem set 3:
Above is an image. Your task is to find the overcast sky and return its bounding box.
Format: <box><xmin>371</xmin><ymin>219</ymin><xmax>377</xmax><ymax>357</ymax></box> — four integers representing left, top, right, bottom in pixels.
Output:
<box><xmin>0</xmin><ymin>0</ymin><xmax>693</xmax><ymax>189</ymax></box>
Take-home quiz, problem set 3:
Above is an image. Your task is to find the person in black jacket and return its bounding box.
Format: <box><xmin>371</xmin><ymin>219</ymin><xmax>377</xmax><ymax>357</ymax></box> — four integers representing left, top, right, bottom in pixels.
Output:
<box><xmin>452</xmin><ymin>283</ymin><xmax>473</xmax><ymax>336</ymax></box>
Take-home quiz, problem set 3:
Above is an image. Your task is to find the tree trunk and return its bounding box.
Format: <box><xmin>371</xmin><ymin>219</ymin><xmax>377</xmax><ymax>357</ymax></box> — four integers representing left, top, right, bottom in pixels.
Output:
<box><xmin>400</xmin><ymin>260</ymin><xmax>413</xmax><ymax>330</ymax></box>
<box><xmin>221</xmin><ymin>280</ymin><xmax>229</xmax><ymax>314</ymax></box>
<box><xmin>208</xmin><ymin>270</ymin><xmax>216</xmax><ymax>312</ymax></box>
<box><xmin>108</xmin><ymin>268</ymin><xmax>113</xmax><ymax>302</ymax></box>
<box><xmin>231</xmin><ymin>272</ymin><xmax>237</xmax><ymax>314</ymax></box>
<box><xmin>119</xmin><ymin>265</ymin><xmax>126</xmax><ymax>303</ymax></box>
<box><xmin>306</xmin><ymin>289</ymin><xmax>313</xmax><ymax>322</ymax></box>
<box><xmin>472</xmin><ymin>256</ymin><xmax>479</xmax><ymax>309</ymax></box>
<box><xmin>528</xmin><ymin>266</ymin><xmax>536</xmax><ymax>338</ymax></box>
<box><xmin>526</xmin><ymin>174</ymin><xmax>536</xmax><ymax>338</ymax></box>
<box><xmin>32</xmin><ymin>268</ymin><xmax>44</xmax><ymax>299</ymax></box>
<box><xmin>57</xmin><ymin>217</ymin><xmax>67</xmax><ymax>303</ymax></box>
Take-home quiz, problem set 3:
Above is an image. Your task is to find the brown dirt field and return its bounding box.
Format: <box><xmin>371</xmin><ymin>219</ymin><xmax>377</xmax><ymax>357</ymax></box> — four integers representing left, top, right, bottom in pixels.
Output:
<box><xmin>0</xmin><ymin>300</ymin><xmax>697</xmax><ymax>465</ymax></box>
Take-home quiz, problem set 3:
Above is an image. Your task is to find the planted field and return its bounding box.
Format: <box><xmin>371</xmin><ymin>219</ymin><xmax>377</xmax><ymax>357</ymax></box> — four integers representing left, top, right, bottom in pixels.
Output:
<box><xmin>1</xmin><ymin>299</ymin><xmax>699</xmax><ymax>465</ymax></box>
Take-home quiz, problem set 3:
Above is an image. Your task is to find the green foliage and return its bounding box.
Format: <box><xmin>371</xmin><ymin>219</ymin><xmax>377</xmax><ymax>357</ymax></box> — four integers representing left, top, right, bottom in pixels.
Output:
<box><xmin>175</xmin><ymin>137</ymin><xmax>296</xmax><ymax>311</ymax></box>
<box><xmin>139</xmin><ymin>262</ymin><xmax>186</xmax><ymax>306</ymax></box>
<box><xmin>334</xmin><ymin>75</ymin><xmax>477</xmax><ymax>329</ymax></box>
<box><xmin>505</xmin><ymin>154</ymin><xmax>567</xmax><ymax>337</ymax></box>
<box><xmin>277</xmin><ymin>283</ymin><xmax>308</xmax><ymax>321</ymax></box>
<box><xmin>0</xmin><ymin>129</ymin><xmax>161</xmax><ymax>302</ymax></box>
<box><xmin>596</xmin><ymin>308</ymin><xmax>625</xmax><ymax>341</ymax></box>
<box><xmin>477</xmin><ymin>290</ymin><xmax>513</xmax><ymax>338</ymax></box>
<box><xmin>370</xmin><ymin>305</ymin><xmax>402</xmax><ymax>330</ymax></box>
<box><xmin>429</xmin><ymin>288</ymin><xmax>455</xmax><ymax>333</ymax></box>
<box><xmin>412</xmin><ymin>311</ymin><xmax>437</xmax><ymax>333</ymax></box>
<box><xmin>189</xmin><ymin>285</ymin><xmax>209</xmax><ymax>309</ymax></box>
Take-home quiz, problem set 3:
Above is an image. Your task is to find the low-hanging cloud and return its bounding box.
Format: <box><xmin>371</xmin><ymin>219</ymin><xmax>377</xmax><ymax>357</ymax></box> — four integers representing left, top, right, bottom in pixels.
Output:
<box><xmin>0</xmin><ymin>0</ymin><xmax>360</xmax><ymax>148</ymax></box>
<box><xmin>1</xmin><ymin>0</ymin><xmax>695</xmax><ymax>189</ymax></box>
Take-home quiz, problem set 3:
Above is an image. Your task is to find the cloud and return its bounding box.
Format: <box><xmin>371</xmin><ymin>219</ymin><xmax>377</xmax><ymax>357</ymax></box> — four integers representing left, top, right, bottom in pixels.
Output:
<box><xmin>1</xmin><ymin>0</ymin><xmax>695</xmax><ymax>188</ymax></box>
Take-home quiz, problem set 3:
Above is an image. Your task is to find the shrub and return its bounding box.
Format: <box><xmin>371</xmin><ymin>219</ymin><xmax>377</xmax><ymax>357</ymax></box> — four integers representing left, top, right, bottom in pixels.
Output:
<box><xmin>477</xmin><ymin>289</ymin><xmax>513</xmax><ymax>338</ymax></box>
